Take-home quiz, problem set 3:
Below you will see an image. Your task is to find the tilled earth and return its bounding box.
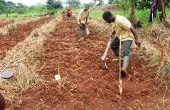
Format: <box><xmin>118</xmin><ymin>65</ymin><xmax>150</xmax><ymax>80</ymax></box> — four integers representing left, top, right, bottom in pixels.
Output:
<box><xmin>0</xmin><ymin>19</ymin><xmax>14</xmax><ymax>28</ymax></box>
<box><xmin>0</xmin><ymin>16</ymin><xmax>53</xmax><ymax>59</ymax></box>
<box><xmin>10</xmin><ymin>15</ymin><xmax>170</xmax><ymax>110</ymax></box>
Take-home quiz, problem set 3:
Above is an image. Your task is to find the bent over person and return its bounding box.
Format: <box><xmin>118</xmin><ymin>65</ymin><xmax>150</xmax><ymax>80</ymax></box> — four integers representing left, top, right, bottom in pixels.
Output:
<box><xmin>102</xmin><ymin>11</ymin><xmax>141</xmax><ymax>78</ymax></box>
<box><xmin>77</xmin><ymin>5</ymin><xmax>90</xmax><ymax>40</ymax></box>
<box><xmin>67</xmin><ymin>7</ymin><xmax>72</xmax><ymax>17</ymax></box>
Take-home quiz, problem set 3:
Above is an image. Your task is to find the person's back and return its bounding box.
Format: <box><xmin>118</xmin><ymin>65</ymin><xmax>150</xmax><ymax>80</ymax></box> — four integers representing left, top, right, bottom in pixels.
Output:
<box><xmin>67</xmin><ymin>8</ymin><xmax>72</xmax><ymax>14</ymax></box>
<box><xmin>77</xmin><ymin>6</ymin><xmax>90</xmax><ymax>40</ymax></box>
<box><xmin>77</xmin><ymin>9</ymin><xmax>89</xmax><ymax>24</ymax></box>
<box><xmin>0</xmin><ymin>93</ymin><xmax>5</xmax><ymax>110</ymax></box>
<box><xmin>112</xmin><ymin>15</ymin><xmax>134</xmax><ymax>41</ymax></box>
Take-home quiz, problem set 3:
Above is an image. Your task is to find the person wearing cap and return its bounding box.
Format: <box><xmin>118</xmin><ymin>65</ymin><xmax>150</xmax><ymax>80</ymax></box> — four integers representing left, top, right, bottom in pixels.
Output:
<box><xmin>77</xmin><ymin>5</ymin><xmax>90</xmax><ymax>40</ymax></box>
<box><xmin>102</xmin><ymin>11</ymin><xmax>141</xmax><ymax>78</ymax></box>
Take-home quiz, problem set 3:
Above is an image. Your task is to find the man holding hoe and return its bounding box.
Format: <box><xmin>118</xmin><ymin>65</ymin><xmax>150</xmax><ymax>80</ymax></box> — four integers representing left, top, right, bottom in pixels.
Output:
<box><xmin>102</xmin><ymin>11</ymin><xmax>141</xmax><ymax>78</ymax></box>
<box><xmin>77</xmin><ymin>5</ymin><xmax>90</xmax><ymax>40</ymax></box>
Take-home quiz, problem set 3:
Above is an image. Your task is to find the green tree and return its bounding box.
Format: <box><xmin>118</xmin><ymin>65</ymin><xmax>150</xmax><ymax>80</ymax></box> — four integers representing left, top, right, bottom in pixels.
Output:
<box><xmin>137</xmin><ymin>0</ymin><xmax>151</xmax><ymax>9</ymax></box>
<box><xmin>108</xmin><ymin>0</ymin><xmax>114</xmax><ymax>4</ymax></box>
<box><xmin>16</xmin><ymin>3</ymin><xmax>28</xmax><ymax>14</ymax></box>
<box><xmin>165</xmin><ymin>0</ymin><xmax>170</xmax><ymax>7</ymax></box>
<box><xmin>5</xmin><ymin>1</ymin><xmax>17</xmax><ymax>13</ymax></box>
<box><xmin>67</xmin><ymin>0</ymin><xmax>80</xmax><ymax>7</ymax></box>
<box><xmin>28</xmin><ymin>4</ymin><xmax>47</xmax><ymax>14</ymax></box>
<box><xmin>0</xmin><ymin>0</ymin><xmax>6</xmax><ymax>13</ymax></box>
<box><xmin>115</xmin><ymin>0</ymin><xmax>130</xmax><ymax>14</ymax></box>
<box><xmin>87</xmin><ymin>2</ymin><xmax>95</xmax><ymax>7</ymax></box>
<box><xmin>115</xmin><ymin>0</ymin><xmax>137</xmax><ymax>25</ymax></box>
<box><xmin>47</xmin><ymin>0</ymin><xmax>56</xmax><ymax>9</ymax></box>
<box><xmin>129</xmin><ymin>0</ymin><xmax>136</xmax><ymax>25</ymax></box>
<box><xmin>47</xmin><ymin>0</ymin><xmax>62</xmax><ymax>10</ymax></box>
<box><xmin>55</xmin><ymin>0</ymin><xmax>63</xmax><ymax>8</ymax></box>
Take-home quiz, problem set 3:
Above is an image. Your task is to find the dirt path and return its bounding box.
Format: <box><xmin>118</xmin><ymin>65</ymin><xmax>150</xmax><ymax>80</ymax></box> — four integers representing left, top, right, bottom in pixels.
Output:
<box><xmin>10</xmin><ymin>15</ymin><xmax>170</xmax><ymax>110</ymax></box>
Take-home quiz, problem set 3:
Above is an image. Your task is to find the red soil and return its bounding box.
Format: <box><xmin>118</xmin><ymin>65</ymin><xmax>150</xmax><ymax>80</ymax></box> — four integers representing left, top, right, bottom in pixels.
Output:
<box><xmin>9</xmin><ymin>16</ymin><xmax>170</xmax><ymax>110</ymax></box>
<box><xmin>0</xmin><ymin>20</ymin><xmax>14</xmax><ymax>28</ymax></box>
<box><xmin>0</xmin><ymin>16</ymin><xmax>53</xmax><ymax>59</ymax></box>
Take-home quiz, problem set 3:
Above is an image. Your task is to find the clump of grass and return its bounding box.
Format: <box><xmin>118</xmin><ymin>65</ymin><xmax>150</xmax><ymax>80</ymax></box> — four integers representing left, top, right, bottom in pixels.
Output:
<box><xmin>164</xmin><ymin>58</ymin><xmax>170</xmax><ymax>74</ymax></box>
<box><xmin>142</xmin><ymin>41</ymin><xmax>160</xmax><ymax>66</ymax></box>
<box><xmin>156</xmin><ymin>58</ymin><xmax>170</xmax><ymax>77</ymax></box>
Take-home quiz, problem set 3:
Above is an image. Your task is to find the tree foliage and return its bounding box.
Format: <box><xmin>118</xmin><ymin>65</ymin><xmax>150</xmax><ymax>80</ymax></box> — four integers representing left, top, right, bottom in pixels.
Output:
<box><xmin>0</xmin><ymin>0</ymin><xmax>6</xmax><ymax>13</ymax></box>
<box><xmin>5</xmin><ymin>1</ymin><xmax>17</xmax><ymax>13</ymax></box>
<box><xmin>67</xmin><ymin>0</ymin><xmax>80</xmax><ymax>7</ymax></box>
<box><xmin>85</xmin><ymin>2</ymin><xmax>95</xmax><ymax>8</ymax></box>
<box><xmin>108</xmin><ymin>0</ymin><xmax>115</xmax><ymax>4</ymax></box>
<box><xmin>46</xmin><ymin>0</ymin><xmax>63</xmax><ymax>10</ymax></box>
<box><xmin>0</xmin><ymin>0</ymin><xmax>29</xmax><ymax>14</ymax></box>
<box><xmin>0</xmin><ymin>0</ymin><xmax>48</xmax><ymax>15</ymax></box>
<box><xmin>55</xmin><ymin>0</ymin><xmax>63</xmax><ymax>8</ymax></box>
<box><xmin>115</xmin><ymin>0</ymin><xmax>130</xmax><ymax>14</ymax></box>
<box><xmin>137</xmin><ymin>0</ymin><xmax>151</xmax><ymax>9</ymax></box>
<box><xmin>16</xmin><ymin>3</ymin><xmax>28</xmax><ymax>14</ymax></box>
<box><xmin>129</xmin><ymin>0</ymin><xmax>136</xmax><ymax>25</ymax></box>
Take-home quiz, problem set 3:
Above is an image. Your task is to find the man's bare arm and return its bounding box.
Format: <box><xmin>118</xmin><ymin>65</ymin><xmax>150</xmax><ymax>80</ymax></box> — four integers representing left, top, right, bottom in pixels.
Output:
<box><xmin>130</xmin><ymin>26</ymin><xmax>141</xmax><ymax>47</ymax></box>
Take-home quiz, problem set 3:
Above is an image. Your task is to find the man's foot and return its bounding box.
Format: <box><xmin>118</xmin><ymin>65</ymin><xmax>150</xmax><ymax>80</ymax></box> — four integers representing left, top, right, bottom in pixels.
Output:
<box><xmin>121</xmin><ymin>69</ymin><xmax>127</xmax><ymax>78</ymax></box>
<box><xmin>79</xmin><ymin>37</ymin><xmax>85</xmax><ymax>41</ymax></box>
<box><xmin>101</xmin><ymin>65</ymin><xmax>108</xmax><ymax>70</ymax></box>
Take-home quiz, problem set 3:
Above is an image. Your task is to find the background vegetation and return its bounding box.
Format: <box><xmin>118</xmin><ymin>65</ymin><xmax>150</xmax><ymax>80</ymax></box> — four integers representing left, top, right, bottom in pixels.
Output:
<box><xmin>0</xmin><ymin>0</ymin><xmax>170</xmax><ymax>26</ymax></box>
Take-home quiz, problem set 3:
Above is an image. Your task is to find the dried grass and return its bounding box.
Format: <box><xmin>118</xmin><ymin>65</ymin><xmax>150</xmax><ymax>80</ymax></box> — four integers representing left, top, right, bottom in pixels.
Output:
<box><xmin>0</xmin><ymin>16</ymin><xmax>61</xmax><ymax>101</ymax></box>
<box><xmin>139</xmin><ymin>23</ymin><xmax>170</xmax><ymax>76</ymax></box>
<box><xmin>0</xmin><ymin>16</ymin><xmax>49</xmax><ymax>35</ymax></box>
<box><xmin>142</xmin><ymin>41</ymin><xmax>160</xmax><ymax>66</ymax></box>
<box><xmin>139</xmin><ymin>23</ymin><xmax>170</xmax><ymax>47</ymax></box>
<box><xmin>0</xmin><ymin>18</ymin><xmax>13</xmax><ymax>25</ymax></box>
<box><xmin>89</xmin><ymin>18</ymin><xmax>112</xmax><ymax>36</ymax></box>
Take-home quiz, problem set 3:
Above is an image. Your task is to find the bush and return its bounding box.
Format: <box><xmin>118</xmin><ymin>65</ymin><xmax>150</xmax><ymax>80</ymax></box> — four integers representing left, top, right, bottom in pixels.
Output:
<box><xmin>137</xmin><ymin>1</ymin><xmax>151</xmax><ymax>9</ymax></box>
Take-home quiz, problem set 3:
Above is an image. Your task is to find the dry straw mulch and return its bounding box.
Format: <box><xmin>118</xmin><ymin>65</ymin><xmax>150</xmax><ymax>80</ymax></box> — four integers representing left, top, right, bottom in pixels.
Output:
<box><xmin>0</xmin><ymin>15</ymin><xmax>62</xmax><ymax>101</ymax></box>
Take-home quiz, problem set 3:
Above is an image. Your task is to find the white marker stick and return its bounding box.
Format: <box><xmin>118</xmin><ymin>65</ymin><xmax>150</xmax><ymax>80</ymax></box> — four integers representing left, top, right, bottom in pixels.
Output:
<box><xmin>119</xmin><ymin>36</ymin><xmax>123</xmax><ymax>95</ymax></box>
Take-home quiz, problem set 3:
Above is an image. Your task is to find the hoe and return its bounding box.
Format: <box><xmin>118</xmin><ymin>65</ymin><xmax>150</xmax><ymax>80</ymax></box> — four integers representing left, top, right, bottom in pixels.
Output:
<box><xmin>101</xmin><ymin>36</ymin><xmax>123</xmax><ymax>95</ymax></box>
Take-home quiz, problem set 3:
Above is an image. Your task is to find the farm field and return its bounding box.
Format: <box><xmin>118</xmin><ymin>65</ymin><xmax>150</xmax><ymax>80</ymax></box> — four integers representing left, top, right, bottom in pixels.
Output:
<box><xmin>0</xmin><ymin>13</ymin><xmax>169</xmax><ymax>109</ymax></box>
<box><xmin>0</xmin><ymin>0</ymin><xmax>170</xmax><ymax>109</ymax></box>
<box><xmin>0</xmin><ymin>16</ymin><xmax>53</xmax><ymax>60</ymax></box>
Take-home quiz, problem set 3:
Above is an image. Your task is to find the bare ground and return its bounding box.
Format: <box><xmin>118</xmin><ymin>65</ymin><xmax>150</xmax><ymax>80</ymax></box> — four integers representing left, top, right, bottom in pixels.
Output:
<box><xmin>8</xmin><ymin>15</ymin><xmax>170</xmax><ymax>110</ymax></box>
<box><xmin>0</xmin><ymin>16</ymin><xmax>53</xmax><ymax>60</ymax></box>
